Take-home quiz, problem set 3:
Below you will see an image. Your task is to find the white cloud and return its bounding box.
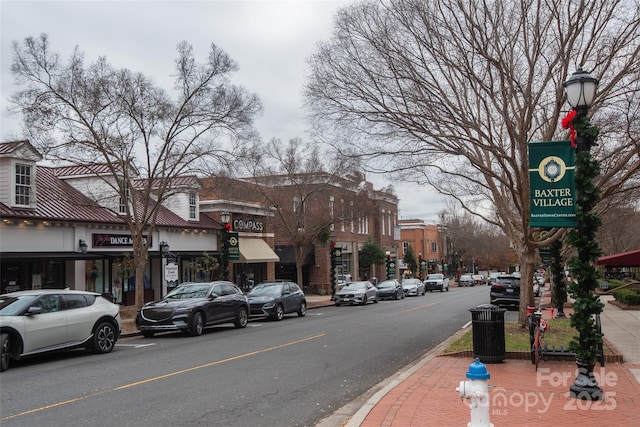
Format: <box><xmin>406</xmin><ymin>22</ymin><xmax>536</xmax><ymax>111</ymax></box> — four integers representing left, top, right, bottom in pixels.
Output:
<box><xmin>1</xmin><ymin>0</ymin><xmax>446</xmax><ymax>222</ymax></box>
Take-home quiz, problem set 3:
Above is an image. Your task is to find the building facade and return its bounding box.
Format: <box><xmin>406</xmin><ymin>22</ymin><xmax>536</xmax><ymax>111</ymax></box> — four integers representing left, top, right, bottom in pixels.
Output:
<box><xmin>0</xmin><ymin>141</ymin><xmax>275</xmax><ymax>305</ymax></box>
<box><xmin>398</xmin><ymin>219</ymin><xmax>445</xmax><ymax>279</ymax></box>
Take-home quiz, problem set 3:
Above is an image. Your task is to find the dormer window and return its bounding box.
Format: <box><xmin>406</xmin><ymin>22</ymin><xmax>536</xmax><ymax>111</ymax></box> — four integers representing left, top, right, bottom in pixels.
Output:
<box><xmin>15</xmin><ymin>164</ymin><xmax>32</xmax><ymax>206</ymax></box>
<box><xmin>118</xmin><ymin>186</ymin><xmax>130</xmax><ymax>214</ymax></box>
<box><xmin>189</xmin><ymin>191</ymin><xmax>197</xmax><ymax>220</ymax></box>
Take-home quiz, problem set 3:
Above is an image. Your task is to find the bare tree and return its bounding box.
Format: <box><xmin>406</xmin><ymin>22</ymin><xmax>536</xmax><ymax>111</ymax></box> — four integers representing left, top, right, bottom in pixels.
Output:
<box><xmin>10</xmin><ymin>34</ymin><xmax>262</xmax><ymax>308</ymax></box>
<box><xmin>243</xmin><ymin>137</ymin><xmax>363</xmax><ymax>287</ymax></box>
<box><xmin>305</xmin><ymin>0</ymin><xmax>640</xmax><ymax>324</ymax></box>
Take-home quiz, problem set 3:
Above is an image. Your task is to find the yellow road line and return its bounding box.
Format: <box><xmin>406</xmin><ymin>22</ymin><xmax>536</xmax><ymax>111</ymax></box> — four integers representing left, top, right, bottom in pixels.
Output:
<box><xmin>1</xmin><ymin>333</ymin><xmax>326</xmax><ymax>421</ymax></box>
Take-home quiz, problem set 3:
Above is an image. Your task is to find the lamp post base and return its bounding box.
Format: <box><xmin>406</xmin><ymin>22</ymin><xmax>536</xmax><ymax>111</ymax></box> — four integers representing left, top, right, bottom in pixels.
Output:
<box><xmin>570</xmin><ymin>360</ymin><xmax>603</xmax><ymax>401</ymax></box>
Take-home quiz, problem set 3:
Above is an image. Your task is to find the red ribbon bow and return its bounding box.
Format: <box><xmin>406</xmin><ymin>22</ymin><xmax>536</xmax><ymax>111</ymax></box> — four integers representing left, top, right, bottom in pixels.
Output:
<box><xmin>562</xmin><ymin>110</ymin><xmax>578</xmax><ymax>148</ymax></box>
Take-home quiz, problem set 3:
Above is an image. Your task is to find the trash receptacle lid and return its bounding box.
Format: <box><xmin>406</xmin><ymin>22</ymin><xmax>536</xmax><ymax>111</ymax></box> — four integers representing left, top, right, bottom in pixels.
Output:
<box><xmin>467</xmin><ymin>358</ymin><xmax>491</xmax><ymax>380</ymax></box>
<box><xmin>470</xmin><ymin>303</ymin><xmax>505</xmax><ymax>312</ymax></box>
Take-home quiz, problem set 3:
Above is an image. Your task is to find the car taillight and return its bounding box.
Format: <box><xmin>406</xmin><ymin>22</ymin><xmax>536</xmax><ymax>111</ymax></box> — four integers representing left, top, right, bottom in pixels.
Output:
<box><xmin>492</xmin><ymin>284</ymin><xmax>503</xmax><ymax>291</ymax></box>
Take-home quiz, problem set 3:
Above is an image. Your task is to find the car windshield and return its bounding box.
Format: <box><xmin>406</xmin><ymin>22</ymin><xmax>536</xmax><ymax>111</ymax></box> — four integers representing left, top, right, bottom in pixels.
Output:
<box><xmin>377</xmin><ymin>281</ymin><xmax>396</xmax><ymax>289</ymax></box>
<box><xmin>342</xmin><ymin>282</ymin><xmax>366</xmax><ymax>290</ymax></box>
<box><xmin>0</xmin><ymin>294</ymin><xmax>38</xmax><ymax>315</ymax></box>
<box><xmin>426</xmin><ymin>274</ymin><xmax>443</xmax><ymax>280</ymax></box>
<box><xmin>403</xmin><ymin>279</ymin><xmax>419</xmax><ymax>285</ymax></box>
<box><xmin>461</xmin><ymin>275</ymin><xmax>472</xmax><ymax>280</ymax></box>
<box><xmin>248</xmin><ymin>284</ymin><xmax>283</xmax><ymax>296</ymax></box>
<box><xmin>165</xmin><ymin>284</ymin><xmax>211</xmax><ymax>299</ymax></box>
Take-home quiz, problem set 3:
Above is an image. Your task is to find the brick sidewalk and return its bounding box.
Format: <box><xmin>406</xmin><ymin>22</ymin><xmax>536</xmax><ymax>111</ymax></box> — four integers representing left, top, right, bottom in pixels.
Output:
<box><xmin>359</xmin><ymin>356</ymin><xmax>640</xmax><ymax>426</ymax></box>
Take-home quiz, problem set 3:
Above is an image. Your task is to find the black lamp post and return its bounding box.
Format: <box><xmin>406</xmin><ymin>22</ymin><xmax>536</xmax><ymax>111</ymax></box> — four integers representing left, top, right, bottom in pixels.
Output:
<box><xmin>159</xmin><ymin>241</ymin><xmax>170</xmax><ymax>297</ymax></box>
<box><xmin>220</xmin><ymin>211</ymin><xmax>231</xmax><ymax>281</ymax></box>
<box><xmin>329</xmin><ymin>232</ymin><xmax>337</xmax><ymax>297</ymax></box>
<box><xmin>563</xmin><ymin>68</ymin><xmax>604</xmax><ymax>401</ymax></box>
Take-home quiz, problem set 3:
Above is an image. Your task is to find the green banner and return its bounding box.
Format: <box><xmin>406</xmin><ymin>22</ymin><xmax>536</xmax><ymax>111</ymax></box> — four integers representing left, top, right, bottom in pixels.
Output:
<box><xmin>529</xmin><ymin>140</ymin><xmax>577</xmax><ymax>228</ymax></box>
<box><xmin>227</xmin><ymin>232</ymin><xmax>240</xmax><ymax>261</ymax></box>
<box><xmin>332</xmin><ymin>247</ymin><xmax>343</xmax><ymax>265</ymax></box>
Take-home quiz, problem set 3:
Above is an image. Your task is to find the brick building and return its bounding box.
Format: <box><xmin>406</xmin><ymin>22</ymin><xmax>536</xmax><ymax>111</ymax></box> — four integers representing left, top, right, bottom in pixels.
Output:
<box><xmin>398</xmin><ymin>219</ymin><xmax>445</xmax><ymax>279</ymax></box>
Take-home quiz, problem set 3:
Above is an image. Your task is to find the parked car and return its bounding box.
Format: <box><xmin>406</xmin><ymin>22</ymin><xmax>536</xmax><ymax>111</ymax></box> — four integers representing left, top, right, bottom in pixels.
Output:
<box><xmin>402</xmin><ymin>278</ymin><xmax>425</xmax><ymax>296</ymax></box>
<box><xmin>472</xmin><ymin>275</ymin><xmax>484</xmax><ymax>286</ymax></box>
<box><xmin>376</xmin><ymin>279</ymin><xmax>404</xmax><ymax>300</ymax></box>
<box><xmin>136</xmin><ymin>281</ymin><xmax>249</xmax><ymax>337</ymax></box>
<box><xmin>487</xmin><ymin>272</ymin><xmax>505</xmax><ymax>286</ymax></box>
<box><xmin>247</xmin><ymin>281</ymin><xmax>306</xmax><ymax>320</ymax></box>
<box><xmin>424</xmin><ymin>274</ymin><xmax>449</xmax><ymax>292</ymax></box>
<box><xmin>334</xmin><ymin>281</ymin><xmax>379</xmax><ymax>306</ymax></box>
<box><xmin>458</xmin><ymin>274</ymin><xmax>475</xmax><ymax>287</ymax></box>
<box><xmin>489</xmin><ymin>275</ymin><xmax>521</xmax><ymax>307</ymax></box>
<box><xmin>0</xmin><ymin>289</ymin><xmax>122</xmax><ymax>372</ymax></box>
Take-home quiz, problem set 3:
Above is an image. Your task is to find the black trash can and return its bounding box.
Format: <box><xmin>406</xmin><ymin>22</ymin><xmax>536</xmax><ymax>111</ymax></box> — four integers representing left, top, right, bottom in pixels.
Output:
<box><xmin>470</xmin><ymin>304</ymin><xmax>507</xmax><ymax>363</ymax></box>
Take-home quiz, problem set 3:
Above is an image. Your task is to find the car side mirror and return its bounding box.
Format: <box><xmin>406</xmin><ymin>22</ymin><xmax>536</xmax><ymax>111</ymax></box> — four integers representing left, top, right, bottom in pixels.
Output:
<box><xmin>26</xmin><ymin>306</ymin><xmax>43</xmax><ymax>316</ymax></box>
<box><xmin>208</xmin><ymin>294</ymin><xmax>218</xmax><ymax>300</ymax></box>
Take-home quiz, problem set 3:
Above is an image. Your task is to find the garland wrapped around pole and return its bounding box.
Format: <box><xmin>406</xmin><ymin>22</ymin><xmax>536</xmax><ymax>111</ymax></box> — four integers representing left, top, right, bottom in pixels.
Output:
<box><xmin>562</xmin><ymin>108</ymin><xmax>604</xmax><ymax>401</ymax></box>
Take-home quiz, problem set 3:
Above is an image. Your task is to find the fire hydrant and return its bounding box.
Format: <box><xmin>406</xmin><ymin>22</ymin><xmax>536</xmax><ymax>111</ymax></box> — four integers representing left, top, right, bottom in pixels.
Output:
<box><xmin>456</xmin><ymin>358</ymin><xmax>493</xmax><ymax>427</ymax></box>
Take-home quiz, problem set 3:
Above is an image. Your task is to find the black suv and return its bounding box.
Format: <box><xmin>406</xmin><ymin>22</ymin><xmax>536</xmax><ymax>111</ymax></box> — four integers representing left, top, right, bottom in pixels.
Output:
<box><xmin>489</xmin><ymin>275</ymin><xmax>521</xmax><ymax>307</ymax></box>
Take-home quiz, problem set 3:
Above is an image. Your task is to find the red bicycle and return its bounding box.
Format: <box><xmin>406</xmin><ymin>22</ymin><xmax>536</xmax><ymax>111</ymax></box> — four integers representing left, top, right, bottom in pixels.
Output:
<box><xmin>527</xmin><ymin>305</ymin><xmax>555</xmax><ymax>371</ymax></box>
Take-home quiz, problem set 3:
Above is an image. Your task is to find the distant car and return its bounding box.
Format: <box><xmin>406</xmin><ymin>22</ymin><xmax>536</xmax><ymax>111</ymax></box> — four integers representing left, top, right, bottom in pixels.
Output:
<box><xmin>0</xmin><ymin>289</ymin><xmax>122</xmax><ymax>372</ymax></box>
<box><xmin>458</xmin><ymin>274</ymin><xmax>475</xmax><ymax>287</ymax></box>
<box><xmin>334</xmin><ymin>281</ymin><xmax>379</xmax><ymax>306</ymax></box>
<box><xmin>247</xmin><ymin>281</ymin><xmax>306</xmax><ymax>320</ymax></box>
<box><xmin>376</xmin><ymin>279</ymin><xmax>405</xmax><ymax>300</ymax></box>
<box><xmin>489</xmin><ymin>275</ymin><xmax>521</xmax><ymax>307</ymax></box>
<box><xmin>402</xmin><ymin>278</ymin><xmax>425</xmax><ymax>296</ymax></box>
<box><xmin>136</xmin><ymin>281</ymin><xmax>249</xmax><ymax>337</ymax></box>
<box><xmin>472</xmin><ymin>275</ymin><xmax>484</xmax><ymax>286</ymax></box>
<box><xmin>424</xmin><ymin>274</ymin><xmax>449</xmax><ymax>292</ymax></box>
<box><xmin>487</xmin><ymin>272</ymin><xmax>505</xmax><ymax>286</ymax></box>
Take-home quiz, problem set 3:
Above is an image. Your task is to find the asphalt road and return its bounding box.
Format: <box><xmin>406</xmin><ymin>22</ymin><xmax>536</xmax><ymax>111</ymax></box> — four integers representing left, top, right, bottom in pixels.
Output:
<box><xmin>0</xmin><ymin>285</ymin><xmax>502</xmax><ymax>427</ymax></box>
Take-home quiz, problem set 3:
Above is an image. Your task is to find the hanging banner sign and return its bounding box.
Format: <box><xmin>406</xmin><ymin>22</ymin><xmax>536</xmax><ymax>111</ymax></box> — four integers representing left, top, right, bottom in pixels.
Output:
<box><xmin>332</xmin><ymin>247</ymin><xmax>343</xmax><ymax>265</ymax></box>
<box><xmin>529</xmin><ymin>140</ymin><xmax>577</xmax><ymax>228</ymax></box>
<box><xmin>227</xmin><ymin>232</ymin><xmax>240</xmax><ymax>261</ymax></box>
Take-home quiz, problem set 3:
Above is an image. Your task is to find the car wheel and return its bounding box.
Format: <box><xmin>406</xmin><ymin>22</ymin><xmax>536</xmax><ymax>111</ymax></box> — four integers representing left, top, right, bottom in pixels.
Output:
<box><xmin>373</xmin><ymin>295</ymin><xmax>378</xmax><ymax>303</ymax></box>
<box><xmin>91</xmin><ymin>321</ymin><xmax>117</xmax><ymax>354</ymax></box>
<box><xmin>142</xmin><ymin>331</ymin><xmax>155</xmax><ymax>338</ymax></box>
<box><xmin>272</xmin><ymin>304</ymin><xmax>285</xmax><ymax>321</ymax></box>
<box><xmin>335</xmin><ymin>302</ymin><xmax>341</xmax><ymax>307</ymax></box>
<box><xmin>234</xmin><ymin>306</ymin><xmax>248</xmax><ymax>328</ymax></box>
<box><xmin>189</xmin><ymin>312</ymin><xmax>205</xmax><ymax>336</ymax></box>
<box><xmin>1</xmin><ymin>333</ymin><xmax>10</xmax><ymax>372</ymax></box>
<box><xmin>361</xmin><ymin>295</ymin><xmax>368</xmax><ymax>305</ymax></box>
<box><xmin>298</xmin><ymin>301</ymin><xmax>307</xmax><ymax>317</ymax></box>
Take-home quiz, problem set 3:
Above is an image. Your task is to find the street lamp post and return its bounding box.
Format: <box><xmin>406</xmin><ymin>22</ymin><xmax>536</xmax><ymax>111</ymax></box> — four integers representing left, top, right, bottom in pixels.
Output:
<box><xmin>563</xmin><ymin>68</ymin><xmax>604</xmax><ymax>401</ymax></box>
<box><xmin>160</xmin><ymin>241</ymin><xmax>170</xmax><ymax>297</ymax></box>
<box><xmin>220</xmin><ymin>211</ymin><xmax>231</xmax><ymax>281</ymax></box>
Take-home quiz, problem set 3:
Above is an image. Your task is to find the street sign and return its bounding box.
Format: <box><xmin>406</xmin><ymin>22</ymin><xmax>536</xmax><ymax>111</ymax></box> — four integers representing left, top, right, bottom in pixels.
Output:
<box><xmin>529</xmin><ymin>140</ymin><xmax>577</xmax><ymax>227</ymax></box>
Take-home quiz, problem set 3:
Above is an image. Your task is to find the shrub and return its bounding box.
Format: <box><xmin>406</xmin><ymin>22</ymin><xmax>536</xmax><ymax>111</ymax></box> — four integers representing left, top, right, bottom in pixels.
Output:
<box><xmin>612</xmin><ymin>288</ymin><xmax>640</xmax><ymax>306</ymax></box>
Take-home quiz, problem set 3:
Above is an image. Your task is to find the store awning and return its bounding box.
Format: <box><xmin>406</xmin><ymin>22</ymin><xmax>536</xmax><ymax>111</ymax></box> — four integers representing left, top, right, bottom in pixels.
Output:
<box><xmin>596</xmin><ymin>250</ymin><xmax>640</xmax><ymax>266</ymax></box>
<box><xmin>239</xmin><ymin>238</ymin><xmax>280</xmax><ymax>263</ymax></box>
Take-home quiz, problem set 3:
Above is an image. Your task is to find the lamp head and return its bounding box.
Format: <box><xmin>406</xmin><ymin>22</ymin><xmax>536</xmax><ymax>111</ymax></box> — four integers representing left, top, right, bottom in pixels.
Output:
<box><xmin>220</xmin><ymin>211</ymin><xmax>231</xmax><ymax>225</ymax></box>
<box><xmin>563</xmin><ymin>68</ymin><xmax>599</xmax><ymax>109</ymax></box>
<box><xmin>79</xmin><ymin>239</ymin><xmax>88</xmax><ymax>253</ymax></box>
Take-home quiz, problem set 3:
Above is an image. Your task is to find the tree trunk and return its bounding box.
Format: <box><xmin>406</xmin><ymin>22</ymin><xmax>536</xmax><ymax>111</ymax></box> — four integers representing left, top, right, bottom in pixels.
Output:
<box><xmin>518</xmin><ymin>245</ymin><xmax>536</xmax><ymax>327</ymax></box>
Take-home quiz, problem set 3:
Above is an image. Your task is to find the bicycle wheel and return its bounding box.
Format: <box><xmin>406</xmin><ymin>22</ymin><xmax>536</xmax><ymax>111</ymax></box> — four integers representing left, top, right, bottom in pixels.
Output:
<box><xmin>534</xmin><ymin>328</ymin><xmax>541</xmax><ymax>371</ymax></box>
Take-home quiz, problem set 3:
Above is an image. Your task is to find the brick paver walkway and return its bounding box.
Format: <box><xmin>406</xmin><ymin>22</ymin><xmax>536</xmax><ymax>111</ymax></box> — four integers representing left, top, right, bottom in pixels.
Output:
<box><xmin>360</xmin><ymin>357</ymin><xmax>640</xmax><ymax>426</ymax></box>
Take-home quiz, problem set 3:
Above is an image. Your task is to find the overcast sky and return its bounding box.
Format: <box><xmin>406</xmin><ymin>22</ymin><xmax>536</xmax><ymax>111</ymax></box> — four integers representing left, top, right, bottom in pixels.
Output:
<box><xmin>1</xmin><ymin>0</ymin><xmax>446</xmax><ymax>223</ymax></box>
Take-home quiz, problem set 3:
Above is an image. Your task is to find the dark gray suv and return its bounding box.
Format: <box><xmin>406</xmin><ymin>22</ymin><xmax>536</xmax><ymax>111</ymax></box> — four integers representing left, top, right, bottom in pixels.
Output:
<box><xmin>489</xmin><ymin>275</ymin><xmax>521</xmax><ymax>307</ymax></box>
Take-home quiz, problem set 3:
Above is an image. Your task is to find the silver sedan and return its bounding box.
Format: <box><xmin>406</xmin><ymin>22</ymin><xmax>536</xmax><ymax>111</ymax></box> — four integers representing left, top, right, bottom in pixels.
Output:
<box><xmin>334</xmin><ymin>281</ymin><xmax>379</xmax><ymax>306</ymax></box>
<box><xmin>402</xmin><ymin>278</ymin><xmax>426</xmax><ymax>296</ymax></box>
